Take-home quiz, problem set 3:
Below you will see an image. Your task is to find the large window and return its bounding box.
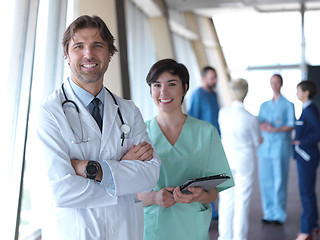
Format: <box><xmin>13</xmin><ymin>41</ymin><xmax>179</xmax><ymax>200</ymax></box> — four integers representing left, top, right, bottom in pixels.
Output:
<box><xmin>18</xmin><ymin>0</ymin><xmax>71</xmax><ymax>238</ymax></box>
<box><xmin>305</xmin><ymin>10</ymin><xmax>320</xmax><ymax>65</ymax></box>
<box><xmin>211</xmin><ymin>9</ymin><xmax>319</xmax><ymax>117</ymax></box>
<box><xmin>0</xmin><ymin>1</ymin><xmax>18</xmax><ymax>238</ymax></box>
<box><xmin>169</xmin><ymin>10</ymin><xmax>201</xmax><ymax>111</ymax></box>
<box><xmin>213</xmin><ymin>10</ymin><xmax>302</xmax><ymax>70</ymax></box>
<box><xmin>18</xmin><ymin>0</ymin><xmax>66</xmax><ymax>238</ymax></box>
<box><xmin>172</xmin><ymin>33</ymin><xmax>201</xmax><ymax>110</ymax></box>
<box><xmin>0</xmin><ymin>0</ymin><xmax>69</xmax><ymax>239</ymax></box>
<box><xmin>125</xmin><ymin>0</ymin><xmax>157</xmax><ymax>121</ymax></box>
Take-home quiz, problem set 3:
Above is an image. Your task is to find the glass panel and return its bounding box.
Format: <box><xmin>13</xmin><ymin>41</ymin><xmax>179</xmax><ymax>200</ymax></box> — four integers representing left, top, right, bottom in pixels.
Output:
<box><xmin>212</xmin><ymin>10</ymin><xmax>304</xmax><ymax>118</ymax></box>
<box><xmin>18</xmin><ymin>0</ymin><xmax>69</xmax><ymax>238</ymax></box>
<box><xmin>17</xmin><ymin>0</ymin><xmax>49</xmax><ymax>238</ymax></box>
<box><xmin>126</xmin><ymin>0</ymin><xmax>157</xmax><ymax>121</ymax></box>
<box><xmin>0</xmin><ymin>1</ymin><xmax>18</xmax><ymax>239</ymax></box>
<box><xmin>212</xmin><ymin>10</ymin><xmax>301</xmax><ymax>69</ymax></box>
<box><xmin>305</xmin><ymin>10</ymin><xmax>320</xmax><ymax>65</ymax></box>
<box><xmin>172</xmin><ymin>33</ymin><xmax>201</xmax><ymax>111</ymax></box>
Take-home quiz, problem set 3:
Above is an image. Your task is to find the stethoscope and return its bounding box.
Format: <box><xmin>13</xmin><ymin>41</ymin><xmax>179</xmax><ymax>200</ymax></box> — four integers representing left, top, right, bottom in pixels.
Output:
<box><xmin>61</xmin><ymin>83</ymin><xmax>131</xmax><ymax>145</ymax></box>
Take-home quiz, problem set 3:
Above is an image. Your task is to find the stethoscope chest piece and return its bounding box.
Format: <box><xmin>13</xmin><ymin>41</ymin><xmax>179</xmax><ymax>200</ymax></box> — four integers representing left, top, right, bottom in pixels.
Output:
<box><xmin>120</xmin><ymin>124</ymin><xmax>131</xmax><ymax>135</ymax></box>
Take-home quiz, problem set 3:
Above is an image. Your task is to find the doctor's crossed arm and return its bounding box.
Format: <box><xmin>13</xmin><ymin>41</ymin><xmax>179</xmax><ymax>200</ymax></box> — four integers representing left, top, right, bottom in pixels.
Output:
<box><xmin>71</xmin><ymin>141</ymin><xmax>154</xmax><ymax>181</ymax></box>
<box><xmin>120</xmin><ymin>141</ymin><xmax>154</xmax><ymax>161</ymax></box>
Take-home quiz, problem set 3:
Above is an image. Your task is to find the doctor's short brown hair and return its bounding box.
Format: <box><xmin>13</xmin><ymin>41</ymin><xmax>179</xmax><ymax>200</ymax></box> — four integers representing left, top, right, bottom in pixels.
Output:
<box><xmin>62</xmin><ymin>15</ymin><xmax>118</xmax><ymax>57</ymax></box>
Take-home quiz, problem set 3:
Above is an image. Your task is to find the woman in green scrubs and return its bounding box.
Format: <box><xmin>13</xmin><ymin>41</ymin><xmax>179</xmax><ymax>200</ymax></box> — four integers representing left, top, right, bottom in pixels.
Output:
<box><xmin>138</xmin><ymin>59</ymin><xmax>234</xmax><ymax>240</ymax></box>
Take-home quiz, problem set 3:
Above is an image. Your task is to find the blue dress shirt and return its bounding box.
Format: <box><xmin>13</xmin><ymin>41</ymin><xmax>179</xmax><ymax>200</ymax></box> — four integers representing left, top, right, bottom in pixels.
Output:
<box><xmin>68</xmin><ymin>78</ymin><xmax>115</xmax><ymax>192</ymax></box>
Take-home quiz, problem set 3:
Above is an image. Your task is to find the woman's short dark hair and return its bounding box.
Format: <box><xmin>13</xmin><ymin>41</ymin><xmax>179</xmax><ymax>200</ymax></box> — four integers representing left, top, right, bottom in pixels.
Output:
<box><xmin>297</xmin><ymin>80</ymin><xmax>318</xmax><ymax>99</ymax></box>
<box><xmin>146</xmin><ymin>59</ymin><xmax>189</xmax><ymax>102</ymax></box>
<box><xmin>62</xmin><ymin>15</ymin><xmax>118</xmax><ymax>57</ymax></box>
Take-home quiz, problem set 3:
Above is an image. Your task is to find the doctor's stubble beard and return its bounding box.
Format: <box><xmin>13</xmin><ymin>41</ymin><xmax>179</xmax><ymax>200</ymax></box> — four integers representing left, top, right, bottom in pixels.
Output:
<box><xmin>70</xmin><ymin>66</ymin><xmax>109</xmax><ymax>85</ymax></box>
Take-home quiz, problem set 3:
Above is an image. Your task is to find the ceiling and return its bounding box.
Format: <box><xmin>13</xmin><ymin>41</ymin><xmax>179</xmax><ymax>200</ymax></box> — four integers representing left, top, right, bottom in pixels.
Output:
<box><xmin>165</xmin><ymin>0</ymin><xmax>320</xmax><ymax>12</ymax></box>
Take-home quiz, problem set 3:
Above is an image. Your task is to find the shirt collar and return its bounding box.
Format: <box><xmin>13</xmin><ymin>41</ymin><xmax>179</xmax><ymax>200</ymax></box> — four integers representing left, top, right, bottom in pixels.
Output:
<box><xmin>200</xmin><ymin>87</ymin><xmax>215</xmax><ymax>95</ymax></box>
<box><xmin>303</xmin><ymin>100</ymin><xmax>312</xmax><ymax>109</ymax></box>
<box><xmin>232</xmin><ymin>100</ymin><xmax>244</xmax><ymax>108</ymax></box>
<box><xmin>68</xmin><ymin>77</ymin><xmax>105</xmax><ymax>107</ymax></box>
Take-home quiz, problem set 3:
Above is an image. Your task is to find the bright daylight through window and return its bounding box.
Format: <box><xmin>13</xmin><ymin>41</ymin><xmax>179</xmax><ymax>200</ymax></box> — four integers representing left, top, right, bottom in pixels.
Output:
<box><xmin>2</xmin><ymin>1</ymin><xmax>320</xmax><ymax>239</ymax></box>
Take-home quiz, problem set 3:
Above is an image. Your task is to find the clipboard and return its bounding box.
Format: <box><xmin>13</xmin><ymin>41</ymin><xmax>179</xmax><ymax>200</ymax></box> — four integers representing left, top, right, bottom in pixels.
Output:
<box><xmin>179</xmin><ymin>173</ymin><xmax>230</xmax><ymax>192</ymax></box>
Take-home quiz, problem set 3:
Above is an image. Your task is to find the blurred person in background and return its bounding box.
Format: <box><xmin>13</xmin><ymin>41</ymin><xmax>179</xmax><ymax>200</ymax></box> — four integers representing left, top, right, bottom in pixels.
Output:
<box><xmin>188</xmin><ymin>66</ymin><xmax>220</xmax><ymax>220</ymax></box>
<box><xmin>258</xmin><ymin>74</ymin><xmax>295</xmax><ymax>225</ymax></box>
<box><xmin>293</xmin><ymin>80</ymin><xmax>320</xmax><ymax>240</ymax></box>
<box><xmin>218</xmin><ymin>78</ymin><xmax>261</xmax><ymax>240</ymax></box>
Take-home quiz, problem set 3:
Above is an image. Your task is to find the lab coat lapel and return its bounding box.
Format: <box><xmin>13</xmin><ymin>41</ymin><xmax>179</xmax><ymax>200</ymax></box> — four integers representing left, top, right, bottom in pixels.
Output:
<box><xmin>63</xmin><ymin>80</ymin><xmax>102</xmax><ymax>137</ymax></box>
<box><xmin>101</xmin><ymin>89</ymin><xmax>118</xmax><ymax>147</ymax></box>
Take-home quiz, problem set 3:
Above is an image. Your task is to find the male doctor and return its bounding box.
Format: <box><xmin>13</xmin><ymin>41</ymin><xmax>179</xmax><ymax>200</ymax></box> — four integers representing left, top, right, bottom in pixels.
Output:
<box><xmin>36</xmin><ymin>15</ymin><xmax>160</xmax><ymax>240</ymax></box>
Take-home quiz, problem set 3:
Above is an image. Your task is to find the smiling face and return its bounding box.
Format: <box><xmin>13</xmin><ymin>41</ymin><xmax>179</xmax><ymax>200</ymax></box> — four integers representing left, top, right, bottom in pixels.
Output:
<box><xmin>151</xmin><ymin>71</ymin><xmax>187</xmax><ymax>114</ymax></box>
<box><xmin>66</xmin><ymin>27</ymin><xmax>110</xmax><ymax>89</ymax></box>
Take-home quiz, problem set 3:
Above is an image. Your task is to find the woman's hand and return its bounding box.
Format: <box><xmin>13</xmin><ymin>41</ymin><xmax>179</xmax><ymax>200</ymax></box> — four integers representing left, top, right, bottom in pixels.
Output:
<box><xmin>138</xmin><ymin>187</ymin><xmax>176</xmax><ymax>208</ymax></box>
<box><xmin>155</xmin><ymin>187</ymin><xmax>176</xmax><ymax>208</ymax></box>
<box><xmin>173</xmin><ymin>186</ymin><xmax>203</xmax><ymax>204</ymax></box>
<box><xmin>173</xmin><ymin>186</ymin><xmax>218</xmax><ymax>204</ymax></box>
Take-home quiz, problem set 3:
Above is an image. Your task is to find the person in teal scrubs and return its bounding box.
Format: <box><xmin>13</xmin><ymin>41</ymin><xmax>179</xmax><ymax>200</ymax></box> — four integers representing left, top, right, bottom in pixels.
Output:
<box><xmin>138</xmin><ymin>59</ymin><xmax>234</xmax><ymax>240</ymax></box>
<box><xmin>258</xmin><ymin>74</ymin><xmax>295</xmax><ymax>224</ymax></box>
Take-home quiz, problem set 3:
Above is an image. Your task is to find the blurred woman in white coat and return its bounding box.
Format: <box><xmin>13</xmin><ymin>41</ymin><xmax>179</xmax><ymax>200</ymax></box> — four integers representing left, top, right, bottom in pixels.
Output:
<box><xmin>218</xmin><ymin>78</ymin><xmax>261</xmax><ymax>240</ymax></box>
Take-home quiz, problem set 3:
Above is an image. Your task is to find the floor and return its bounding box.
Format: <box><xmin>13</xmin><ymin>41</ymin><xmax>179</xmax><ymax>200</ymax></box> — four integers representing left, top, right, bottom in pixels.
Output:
<box><xmin>209</xmin><ymin>159</ymin><xmax>320</xmax><ymax>240</ymax></box>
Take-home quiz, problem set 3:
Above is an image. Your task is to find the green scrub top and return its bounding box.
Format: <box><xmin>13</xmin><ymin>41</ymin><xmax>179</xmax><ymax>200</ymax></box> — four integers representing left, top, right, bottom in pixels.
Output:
<box><xmin>144</xmin><ymin>116</ymin><xmax>234</xmax><ymax>240</ymax></box>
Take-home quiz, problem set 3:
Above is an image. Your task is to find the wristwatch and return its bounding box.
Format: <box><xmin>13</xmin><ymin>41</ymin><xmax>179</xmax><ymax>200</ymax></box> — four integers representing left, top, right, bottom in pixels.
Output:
<box><xmin>85</xmin><ymin>161</ymin><xmax>99</xmax><ymax>180</ymax></box>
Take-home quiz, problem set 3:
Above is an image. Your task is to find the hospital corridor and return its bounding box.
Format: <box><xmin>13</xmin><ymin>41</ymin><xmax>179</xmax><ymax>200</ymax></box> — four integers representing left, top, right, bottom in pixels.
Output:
<box><xmin>2</xmin><ymin>0</ymin><xmax>320</xmax><ymax>240</ymax></box>
<box><xmin>209</xmin><ymin>159</ymin><xmax>320</xmax><ymax>240</ymax></box>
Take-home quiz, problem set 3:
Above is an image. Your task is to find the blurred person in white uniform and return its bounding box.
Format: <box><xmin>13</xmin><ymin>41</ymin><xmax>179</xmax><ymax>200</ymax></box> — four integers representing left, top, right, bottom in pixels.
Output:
<box><xmin>218</xmin><ymin>78</ymin><xmax>261</xmax><ymax>240</ymax></box>
<box><xmin>36</xmin><ymin>15</ymin><xmax>160</xmax><ymax>240</ymax></box>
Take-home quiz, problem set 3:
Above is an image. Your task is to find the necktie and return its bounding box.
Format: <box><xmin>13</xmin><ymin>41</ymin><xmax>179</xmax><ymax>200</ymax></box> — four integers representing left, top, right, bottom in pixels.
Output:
<box><xmin>91</xmin><ymin>98</ymin><xmax>103</xmax><ymax>131</ymax></box>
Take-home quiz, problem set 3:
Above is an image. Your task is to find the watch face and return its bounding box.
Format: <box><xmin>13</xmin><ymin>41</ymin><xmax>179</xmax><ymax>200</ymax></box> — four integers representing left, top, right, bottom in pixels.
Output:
<box><xmin>86</xmin><ymin>164</ymin><xmax>98</xmax><ymax>175</ymax></box>
<box><xmin>85</xmin><ymin>161</ymin><xmax>99</xmax><ymax>179</ymax></box>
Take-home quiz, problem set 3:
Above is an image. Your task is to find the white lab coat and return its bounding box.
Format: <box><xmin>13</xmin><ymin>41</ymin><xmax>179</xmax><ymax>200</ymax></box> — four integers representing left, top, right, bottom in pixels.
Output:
<box><xmin>36</xmin><ymin>80</ymin><xmax>161</xmax><ymax>240</ymax></box>
<box><xmin>218</xmin><ymin>101</ymin><xmax>261</xmax><ymax>240</ymax></box>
